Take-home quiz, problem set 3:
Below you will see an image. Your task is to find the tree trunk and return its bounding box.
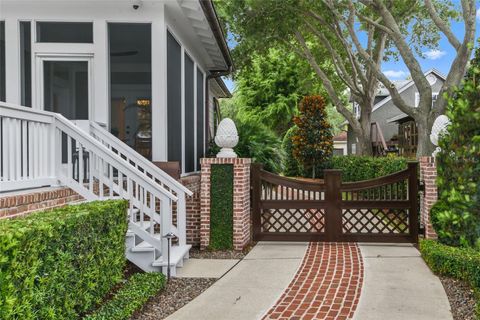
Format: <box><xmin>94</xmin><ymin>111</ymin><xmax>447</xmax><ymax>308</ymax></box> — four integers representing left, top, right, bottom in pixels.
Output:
<box><xmin>352</xmin><ymin>125</ymin><xmax>373</xmax><ymax>156</ymax></box>
<box><xmin>414</xmin><ymin>114</ymin><xmax>434</xmax><ymax>158</ymax></box>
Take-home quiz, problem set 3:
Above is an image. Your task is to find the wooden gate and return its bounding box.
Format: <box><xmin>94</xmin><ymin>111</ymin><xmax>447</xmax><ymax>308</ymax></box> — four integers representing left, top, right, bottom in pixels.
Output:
<box><xmin>251</xmin><ymin>162</ymin><xmax>419</xmax><ymax>243</ymax></box>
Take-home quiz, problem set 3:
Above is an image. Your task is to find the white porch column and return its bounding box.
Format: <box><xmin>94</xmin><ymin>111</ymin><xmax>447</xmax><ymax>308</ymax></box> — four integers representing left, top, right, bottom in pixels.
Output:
<box><xmin>93</xmin><ymin>20</ymin><xmax>109</xmax><ymax>126</ymax></box>
<box><xmin>5</xmin><ymin>19</ymin><xmax>20</xmax><ymax>104</ymax></box>
<box><xmin>151</xmin><ymin>5</ymin><xmax>168</xmax><ymax>161</ymax></box>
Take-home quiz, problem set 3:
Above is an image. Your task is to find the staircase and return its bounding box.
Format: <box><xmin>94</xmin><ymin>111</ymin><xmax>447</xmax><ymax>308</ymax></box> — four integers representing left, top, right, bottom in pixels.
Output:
<box><xmin>0</xmin><ymin>102</ymin><xmax>192</xmax><ymax>276</ymax></box>
<box><xmin>371</xmin><ymin>122</ymin><xmax>388</xmax><ymax>157</ymax></box>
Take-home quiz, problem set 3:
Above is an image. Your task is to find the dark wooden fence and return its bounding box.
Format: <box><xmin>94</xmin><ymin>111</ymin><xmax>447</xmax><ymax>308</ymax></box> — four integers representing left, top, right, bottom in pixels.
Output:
<box><xmin>251</xmin><ymin>162</ymin><xmax>419</xmax><ymax>243</ymax></box>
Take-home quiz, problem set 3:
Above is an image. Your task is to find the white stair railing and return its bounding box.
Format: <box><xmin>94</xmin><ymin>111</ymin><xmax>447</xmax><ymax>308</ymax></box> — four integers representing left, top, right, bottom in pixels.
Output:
<box><xmin>89</xmin><ymin>121</ymin><xmax>192</xmax><ymax>246</ymax></box>
<box><xmin>0</xmin><ymin>102</ymin><xmax>190</xmax><ymax>272</ymax></box>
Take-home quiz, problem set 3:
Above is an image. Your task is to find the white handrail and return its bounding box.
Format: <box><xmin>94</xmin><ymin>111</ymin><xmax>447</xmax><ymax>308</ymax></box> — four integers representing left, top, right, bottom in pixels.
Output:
<box><xmin>1</xmin><ymin>102</ymin><xmax>188</xmax><ymax>262</ymax></box>
<box><xmin>89</xmin><ymin>121</ymin><xmax>192</xmax><ymax>196</ymax></box>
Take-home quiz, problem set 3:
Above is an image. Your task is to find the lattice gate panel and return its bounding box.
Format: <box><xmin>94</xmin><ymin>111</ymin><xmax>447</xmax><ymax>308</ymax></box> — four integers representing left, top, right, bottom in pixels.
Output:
<box><xmin>342</xmin><ymin>208</ymin><xmax>409</xmax><ymax>234</ymax></box>
<box><xmin>261</xmin><ymin>208</ymin><xmax>325</xmax><ymax>233</ymax></box>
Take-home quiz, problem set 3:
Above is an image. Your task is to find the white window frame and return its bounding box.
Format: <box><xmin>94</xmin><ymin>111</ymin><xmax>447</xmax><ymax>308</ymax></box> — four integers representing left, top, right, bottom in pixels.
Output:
<box><xmin>34</xmin><ymin>53</ymin><xmax>94</xmax><ymax>119</ymax></box>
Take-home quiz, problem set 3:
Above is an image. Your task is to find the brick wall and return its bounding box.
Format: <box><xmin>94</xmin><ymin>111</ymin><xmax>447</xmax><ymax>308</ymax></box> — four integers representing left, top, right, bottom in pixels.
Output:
<box><xmin>200</xmin><ymin>158</ymin><xmax>252</xmax><ymax>251</ymax></box>
<box><xmin>419</xmin><ymin>156</ymin><xmax>438</xmax><ymax>239</ymax></box>
<box><xmin>179</xmin><ymin>174</ymin><xmax>201</xmax><ymax>247</ymax></box>
<box><xmin>0</xmin><ymin>187</ymin><xmax>82</xmax><ymax>219</ymax></box>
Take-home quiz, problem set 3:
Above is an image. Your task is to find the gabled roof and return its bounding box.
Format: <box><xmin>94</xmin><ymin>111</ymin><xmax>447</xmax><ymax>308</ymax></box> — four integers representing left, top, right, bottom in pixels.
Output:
<box><xmin>371</xmin><ymin>69</ymin><xmax>446</xmax><ymax>113</ymax></box>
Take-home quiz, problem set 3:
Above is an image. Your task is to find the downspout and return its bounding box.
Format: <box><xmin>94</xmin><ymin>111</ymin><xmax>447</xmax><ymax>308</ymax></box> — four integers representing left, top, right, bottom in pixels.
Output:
<box><xmin>199</xmin><ymin>0</ymin><xmax>234</xmax><ymax>152</ymax></box>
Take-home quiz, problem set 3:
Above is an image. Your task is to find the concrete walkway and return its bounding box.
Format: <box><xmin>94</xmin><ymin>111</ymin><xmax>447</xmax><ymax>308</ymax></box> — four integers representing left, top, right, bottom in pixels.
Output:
<box><xmin>354</xmin><ymin>243</ymin><xmax>452</xmax><ymax>320</ymax></box>
<box><xmin>176</xmin><ymin>259</ymin><xmax>239</xmax><ymax>278</ymax></box>
<box><xmin>166</xmin><ymin>242</ymin><xmax>308</xmax><ymax>320</ymax></box>
<box><xmin>167</xmin><ymin>242</ymin><xmax>452</xmax><ymax>320</ymax></box>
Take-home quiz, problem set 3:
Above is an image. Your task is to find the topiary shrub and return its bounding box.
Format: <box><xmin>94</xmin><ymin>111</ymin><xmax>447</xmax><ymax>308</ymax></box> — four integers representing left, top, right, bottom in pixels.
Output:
<box><xmin>282</xmin><ymin>126</ymin><xmax>303</xmax><ymax>177</ymax></box>
<box><xmin>0</xmin><ymin>200</ymin><xmax>128</xmax><ymax>320</ymax></box>
<box><xmin>330</xmin><ymin>155</ymin><xmax>408</xmax><ymax>182</ymax></box>
<box><xmin>435</xmin><ymin>45</ymin><xmax>480</xmax><ymax>248</ymax></box>
<box><xmin>292</xmin><ymin>96</ymin><xmax>333</xmax><ymax>178</ymax></box>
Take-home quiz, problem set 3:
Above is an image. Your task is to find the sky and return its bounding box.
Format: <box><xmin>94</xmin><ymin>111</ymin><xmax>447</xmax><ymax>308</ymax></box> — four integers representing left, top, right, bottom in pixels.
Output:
<box><xmin>222</xmin><ymin>5</ymin><xmax>480</xmax><ymax>93</ymax></box>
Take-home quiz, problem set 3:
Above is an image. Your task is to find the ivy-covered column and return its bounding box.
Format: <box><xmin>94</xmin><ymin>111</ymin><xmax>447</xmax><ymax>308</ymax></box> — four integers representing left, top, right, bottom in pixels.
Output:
<box><xmin>200</xmin><ymin>158</ymin><xmax>252</xmax><ymax>251</ymax></box>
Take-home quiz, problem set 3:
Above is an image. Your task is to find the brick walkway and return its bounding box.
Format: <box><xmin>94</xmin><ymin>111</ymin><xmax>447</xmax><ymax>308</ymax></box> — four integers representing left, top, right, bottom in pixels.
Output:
<box><xmin>262</xmin><ymin>243</ymin><xmax>363</xmax><ymax>320</ymax></box>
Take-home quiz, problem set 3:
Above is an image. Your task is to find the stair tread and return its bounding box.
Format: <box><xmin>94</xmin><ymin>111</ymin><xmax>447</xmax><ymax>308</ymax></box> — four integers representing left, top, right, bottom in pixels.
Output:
<box><xmin>151</xmin><ymin>244</ymin><xmax>192</xmax><ymax>267</ymax></box>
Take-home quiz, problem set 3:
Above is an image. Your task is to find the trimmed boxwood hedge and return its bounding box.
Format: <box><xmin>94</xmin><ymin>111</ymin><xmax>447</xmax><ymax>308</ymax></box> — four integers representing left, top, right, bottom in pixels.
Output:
<box><xmin>420</xmin><ymin>240</ymin><xmax>480</xmax><ymax>317</ymax></box>
<box><xmin>0</xmin><ymin>200</ymin><xmax>128</xmax><ymax>320</ymax></box>
<box><xmin>209</xmin><ymin>164</ymin><xmax>234</xmax><ymax>250</ymax></box>
<box><xmin>330</xmin><ymin>155</ymin><xmax>408</xmax><ymax>182</ymax></box>
<box><xmin>85</xmin><ymin>273</ymin><xmax>166</xmax><ymax>320</ymax></box>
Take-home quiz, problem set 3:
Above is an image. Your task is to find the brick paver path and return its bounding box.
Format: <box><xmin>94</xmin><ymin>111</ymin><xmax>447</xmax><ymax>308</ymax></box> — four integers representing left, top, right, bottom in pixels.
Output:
<box><xmin>262</xmin><ymin>243</ymin><xmax>363</xmax><ymax>320</ymax></box>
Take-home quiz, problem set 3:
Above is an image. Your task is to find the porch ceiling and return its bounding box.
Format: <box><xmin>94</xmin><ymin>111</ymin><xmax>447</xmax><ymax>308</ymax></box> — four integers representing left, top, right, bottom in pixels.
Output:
<box><xmin>168</xmin><ymin>0</ymin><xmax>228</xmax><ymax>71</ymax></box>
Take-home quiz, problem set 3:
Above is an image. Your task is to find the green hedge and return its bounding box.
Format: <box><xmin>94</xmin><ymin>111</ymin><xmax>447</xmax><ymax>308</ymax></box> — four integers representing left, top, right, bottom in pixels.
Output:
<box><xmin>85</xmin><ymin>273</ymin><xmax>166</xmax><ymax>320</ymax></box>
<box><xmin>210</xmin><ymin>164</ymin><xmax>234</xmax><ymax>250</ymax></box>
<box><xmin>0</xmin><ymin>200</ymin><xmax>128</xmax><ymax>320</ymax></box>
<box><xmin>330</xmin><ymin>155</ymin><xmax>408</xmax><ymax>182</ymax></box>
<box><xmin>420</xmin><ymin>240</ymin><xmax>480</xmax><ymax>317</ymax></box>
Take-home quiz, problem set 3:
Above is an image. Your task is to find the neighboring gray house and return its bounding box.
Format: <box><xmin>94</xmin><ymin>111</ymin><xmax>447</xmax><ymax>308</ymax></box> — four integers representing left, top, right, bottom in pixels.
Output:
<box><xmin>346</xmin><ymin>69</ymin><xmax>446</xmax><ymax>156</ymax></box>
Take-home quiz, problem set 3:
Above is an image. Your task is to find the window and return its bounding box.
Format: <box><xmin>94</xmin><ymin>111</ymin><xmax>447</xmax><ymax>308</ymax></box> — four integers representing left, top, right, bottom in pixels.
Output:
<box><xmin>0</xmin><ymin>21</ymin><xmax>5</xmax><ymax>102</ymax></box>
<box><xmin>109</xmin><ymin>23</ymin><xmax>152</xmax><ymax>159</ymax></box>
<box><xmin>432</xmin><ymin>93</ymin><xmax>439</xmax><ymax>108</ymax></box>
<box><xmin>20</xmin><ymin>22</ymin><xmax>32</xmax><ymax>107</ymax></box>
<box><xmin>37</xmin><ymin>22</ymin><xmax>93</xmax><ymax>43</ymax></box>
<box><xmin>415</xmin><ymin>92</ymin><xmax>439</xmax><ymax>108</ymax></box>
<box><xmin>184</xmin><ymin>54</ymin><xmax>195</xmax><ymax>173</ymax></box>
<box><xmin>43</xmin><ymin>61</ymin><xmax>89</xmax><ymax>119</ymax></box>
<box><xmin>167</xmin><ymin>31</ymin><xmax>182</xmax><ymax>164</ymax></box>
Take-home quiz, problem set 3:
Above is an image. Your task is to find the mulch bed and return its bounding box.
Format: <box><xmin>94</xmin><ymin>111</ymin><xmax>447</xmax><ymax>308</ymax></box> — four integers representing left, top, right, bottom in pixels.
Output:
<box><xmin>440</xmin><ymin>276</ymin><xmax>477</xmax><ymax>320</ymax></box>
<box><xmin>189</xmin><ymin>244</ymin><xmax>255</xmax><ymax>259</ymax></box>
<box><xmin>131</xmin><ymin>277</ymin><xmax>216</xmax><ymax>320</ymax></box>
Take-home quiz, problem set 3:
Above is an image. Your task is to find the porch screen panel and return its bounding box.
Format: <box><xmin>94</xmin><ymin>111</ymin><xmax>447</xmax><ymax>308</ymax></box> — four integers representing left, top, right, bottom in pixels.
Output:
<box><xmin>0</xmin><ymin>21</ymin><xmax>5</xmax><ymax>102</ymax></box>
<box><xmin>109</xmin><ymin>23</ymin><xmax>152</xmax><ymax>159</ymax></box>
<box><xmin>196</xmin><ymin>68</ymin><xmax>205</xmax><ymax>166</ymax></box>
<box><xmin>167</xmin><ymin>31</ymin><xmax>182</xmax><ymax>163</ymax></box>
<box><xmin>184</xmin><ymin>54</ymin><xmax>195</xmax><ymax>173</ymax></box>
<box><xmin>20</xmin><ymin>22</ymin><xmax>31</xmax><ymax>107</ymax></box>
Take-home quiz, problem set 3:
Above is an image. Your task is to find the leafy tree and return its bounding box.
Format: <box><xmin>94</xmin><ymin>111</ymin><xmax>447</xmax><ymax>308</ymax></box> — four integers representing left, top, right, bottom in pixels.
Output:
<box><xmin>433</xmin><ymin>45</ymin><xmax>480</xmax><ymax>248</ymax></box>
<box><xmin>217</xmin><ymin>0</ymin><xmax>477</xmax><ymax>157</ymax></box>
<box><xmin>282</xmin><ymin>126</ymin><xmax>303</xmax><ymax>177</ymax></box>
<box><xmin>292</xmin><ymin>96</ymin><xmax>333</xmax><ymax>178</ymax></box>
<box><xmin>220</xmin><ymin>97</ymin><xmax>284</xmax><ymax>173</ymax></box>
<box><xmin>221</xmin><ymin>47</ymin><xmax>344</xmax><ymax>138</ymax></box>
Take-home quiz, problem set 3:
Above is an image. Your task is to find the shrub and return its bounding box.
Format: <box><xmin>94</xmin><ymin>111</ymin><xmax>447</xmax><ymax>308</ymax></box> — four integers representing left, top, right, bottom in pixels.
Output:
<box><xmin>234</xmin><ymin>118</ymin><xmax>284</xmax><ymax>173</ymax></box>
<box><xmin>292</xmin><ymin>96</ymin><xmax>333</xmax><ymax>178</ymax></box>
<box><xmin>0</xmin><ymin>200</ymin><xmax>128</xmax><ymax>320</ymax></box>
<box><xmin>85</xmin><ymin>273</ymin><xmax>166</xmax><ymax>320</ymax></box>
<box><xmin>209</xmin><ymin>164</ymin><xmax>234</xmax><ymax>250</ymax></box>
<box><xmin>282</xmin><ymin>126</ymin><xmax>303</xmax><ymax>177</ymax></box>
<box><xmin>330</xmin><ymin>155</ymin><xmax>408</xmax><ymax>182</ymax></box>
<box><xmin>420</xmin><ymin>240</ymin><xmax>480</xmax><ymax>316</ymax></box>
<box><xmin>435</xmin><ymin>46</ymin><xmax>480</xmax><ymax>248</ymax></box>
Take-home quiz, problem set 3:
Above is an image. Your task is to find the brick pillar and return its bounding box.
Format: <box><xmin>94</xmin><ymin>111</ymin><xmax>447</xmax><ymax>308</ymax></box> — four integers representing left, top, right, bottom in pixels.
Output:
<box><xmin>419</xmin><ymin>156</ymin><xmax>438</xmax><ymax>239</ymax></box>
<box><xmin>200</xmin><ymin>158</ymin><xmax>252</xmax><ymax>250</ymax></box>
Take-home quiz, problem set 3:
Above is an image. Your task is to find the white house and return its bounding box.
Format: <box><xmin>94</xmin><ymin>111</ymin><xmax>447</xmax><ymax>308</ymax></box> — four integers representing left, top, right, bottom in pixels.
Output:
<box><xmin>0</xmin><ymin>0</ymin><xmax>232</xmax><ymax>173</ymax></box>
<box><xmin>0</xmin><ymin>0</ymin><xmax>232</xmax><ymax>275</ymax></box>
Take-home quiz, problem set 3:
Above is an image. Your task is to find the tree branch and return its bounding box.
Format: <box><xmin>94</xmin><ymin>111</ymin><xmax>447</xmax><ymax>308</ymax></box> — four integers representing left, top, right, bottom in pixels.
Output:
<box><xmin>294</xmin><ymin>31</ymin><xmax>360</xmax><ymax>131</ymax></box>
<box><xmin>424</xmin><ymin>0</ymin><xmax>461</xmax><ymax>50</ymax></box>
<box><xmin>303</xmin><ymin>20</ymin><xmax>362</xmax><ymax>96</ymax></box>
